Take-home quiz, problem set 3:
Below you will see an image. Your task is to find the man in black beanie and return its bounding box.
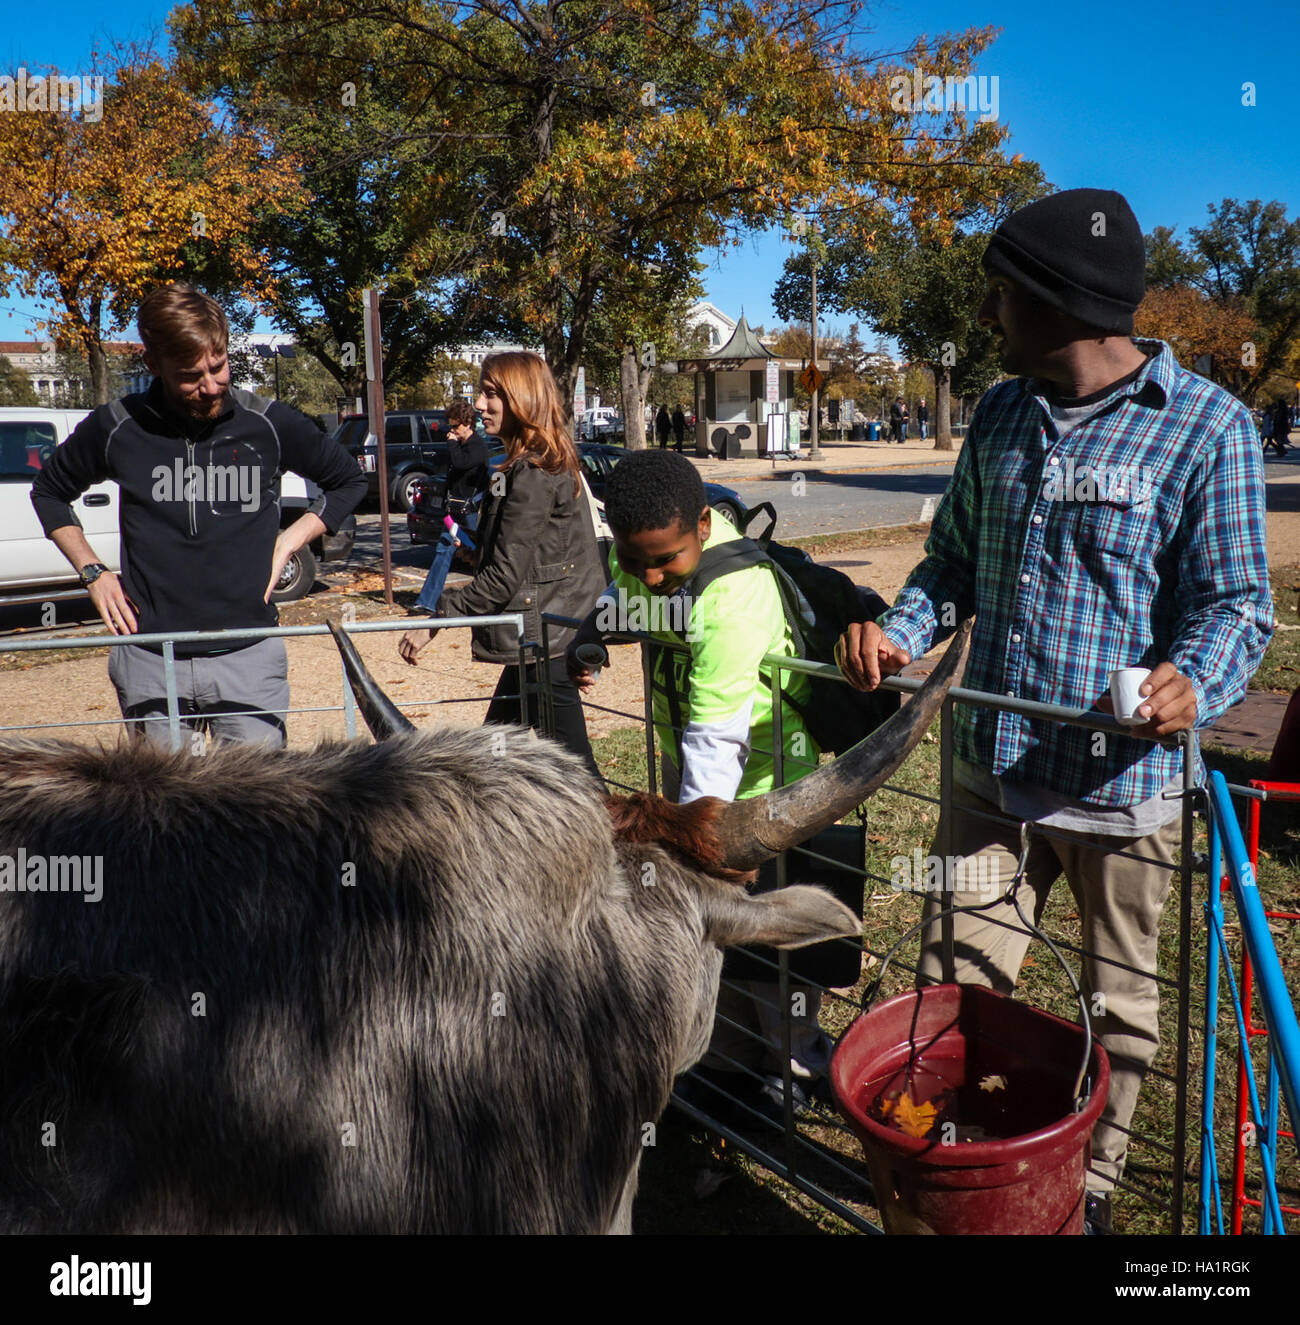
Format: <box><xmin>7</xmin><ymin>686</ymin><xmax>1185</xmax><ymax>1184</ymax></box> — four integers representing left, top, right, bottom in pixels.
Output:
<box><xmin>838</xmin><ymin>188</ymin><xmax>1273</xmax><ymax>1232</ymax></box>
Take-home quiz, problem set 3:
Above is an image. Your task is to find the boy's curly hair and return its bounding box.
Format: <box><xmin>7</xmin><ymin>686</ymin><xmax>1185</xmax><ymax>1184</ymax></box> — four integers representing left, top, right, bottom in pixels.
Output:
<box><xmin>604</xmin><ymin>450</ymin><xmax>706</xmax><ymax>535</ymax></box>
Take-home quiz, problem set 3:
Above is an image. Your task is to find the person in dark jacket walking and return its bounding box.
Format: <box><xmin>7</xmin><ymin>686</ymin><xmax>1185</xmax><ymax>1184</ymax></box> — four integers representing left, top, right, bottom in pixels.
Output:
<box><xmin>917</xmin><ymin>396</ymin><xmax>929</xmax><ymax>440</ymax></box>
<box><xmin>889</xmin><ymin>396</ymin><xmax>908</xmax><ymax>444</ymax></box>
<box><xmin>30</xmin><ymin>282</ymin><xmax>366</xmax><ymax>747</ymax></box>
<box><xmin>671</xmin><ymin>404</ymin><xmax>686</xmax><ymax>451</ymax></box>
<box><xmin>412</xmin><ymin>400</ymin><xmax>490</xmax><ymax>613</ymax></box>
<box><xmin>399</xmin><ymin>352</ymin><xmax>605</xmax><ymax>771</ymax></box>
<box><xmin>655</xmin><ymin>404</ymin><xmax>672</xmax><ymax>448</ymax></box>
<box><xmin>1266</xmin><ymin>398</ymin><xmax>1291</xmax><ymax>456</ymax></box>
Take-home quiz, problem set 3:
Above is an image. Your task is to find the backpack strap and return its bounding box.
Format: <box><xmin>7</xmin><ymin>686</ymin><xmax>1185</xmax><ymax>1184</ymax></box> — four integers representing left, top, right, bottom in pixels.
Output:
<box><xmin>684</xmin><ymin>538</ymin><xmax>811</xmax><ymax>660</ymax></box>
<box><xmin>737</xmin><ymin>501</ymin><xmax>778</xmax><ymax>546</ymax></box>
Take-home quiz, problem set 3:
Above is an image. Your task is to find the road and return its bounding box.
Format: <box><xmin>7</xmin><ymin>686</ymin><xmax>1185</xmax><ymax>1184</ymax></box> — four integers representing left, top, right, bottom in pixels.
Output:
<box><xmin>717</xmin><ymin>464</ymin><xmax>955</xmax><ymax>538</ymax></box>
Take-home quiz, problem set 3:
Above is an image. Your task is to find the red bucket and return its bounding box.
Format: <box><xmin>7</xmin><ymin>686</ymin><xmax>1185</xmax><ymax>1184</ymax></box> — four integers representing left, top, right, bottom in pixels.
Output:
<box><xmin>831</xmin><ymin>984</ymin><xmax>1110</xmax><ymax>1235</ymax></box>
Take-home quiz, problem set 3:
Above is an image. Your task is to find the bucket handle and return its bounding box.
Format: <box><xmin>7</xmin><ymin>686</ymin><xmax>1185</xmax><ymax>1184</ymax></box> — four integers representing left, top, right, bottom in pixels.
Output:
<box><xmin>863</xmin><ymin>823</ymin><xmax>1095</xmax><ymax>1108</ymax></box>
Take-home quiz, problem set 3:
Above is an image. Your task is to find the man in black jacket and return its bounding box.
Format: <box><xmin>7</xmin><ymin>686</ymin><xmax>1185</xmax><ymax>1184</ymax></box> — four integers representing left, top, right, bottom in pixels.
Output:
<box><xmin>31</xmin><ymin>283</ymin><xmax>366</xmax><ymax>747</ymax></box>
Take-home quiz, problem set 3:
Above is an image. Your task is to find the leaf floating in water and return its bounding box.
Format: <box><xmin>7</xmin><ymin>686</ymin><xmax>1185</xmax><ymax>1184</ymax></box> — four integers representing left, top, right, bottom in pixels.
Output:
<box><xmin>978</xmin><ymin>1074</ymin><xmax>1008</xmax><ymax>1093</ymax></box>
<box><xmin>880</xmin><ymin>1091</ymin><xmax>939</xmax><ymax>1138</ymax></box>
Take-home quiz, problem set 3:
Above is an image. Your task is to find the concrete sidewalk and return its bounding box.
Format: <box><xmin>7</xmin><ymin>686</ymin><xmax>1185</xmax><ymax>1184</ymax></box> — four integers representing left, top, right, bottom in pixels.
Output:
<box><xmin>677</xmin><ymin>433</ymin><xmax>965</xmax><ymax>484</ymax></box>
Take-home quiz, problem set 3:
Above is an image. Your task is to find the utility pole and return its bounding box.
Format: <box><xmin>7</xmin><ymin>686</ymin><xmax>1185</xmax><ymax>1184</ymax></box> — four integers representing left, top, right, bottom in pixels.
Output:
<box><xmin>809</xmin><ymin>250</ymin><xmax>821</xmax><ymax>460</ymax></box>
<box><xmin>363</xmin><ymin>287</ymin><xmax>393</xmax><ymax>608</ymax></box>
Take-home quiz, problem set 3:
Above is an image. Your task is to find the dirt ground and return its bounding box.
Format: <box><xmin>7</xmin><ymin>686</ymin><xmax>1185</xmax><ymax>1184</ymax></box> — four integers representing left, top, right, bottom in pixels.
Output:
<box><xmin>3</xmin><ymin>509</ymin><xmax>1298</xmax><ymax>748</ymax></box>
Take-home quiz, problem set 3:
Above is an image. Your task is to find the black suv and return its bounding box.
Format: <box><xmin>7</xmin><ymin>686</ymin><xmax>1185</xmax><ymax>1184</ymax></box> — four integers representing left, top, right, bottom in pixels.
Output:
<box><xmin>333</xmin><ymin>410</ymin><xmax>470</xmax><ymax>513</ymax></box>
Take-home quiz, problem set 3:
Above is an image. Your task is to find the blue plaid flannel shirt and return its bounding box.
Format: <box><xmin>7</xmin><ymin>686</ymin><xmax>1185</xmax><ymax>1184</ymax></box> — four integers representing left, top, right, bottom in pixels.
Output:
<box><xmin>879</xmin><ymin>340</ymin><xmax>1274</xmax><ymax>807</ymax></box>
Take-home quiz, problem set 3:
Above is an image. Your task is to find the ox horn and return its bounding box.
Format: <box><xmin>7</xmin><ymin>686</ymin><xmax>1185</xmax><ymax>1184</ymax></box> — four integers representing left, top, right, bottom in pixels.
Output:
<box><xmin>328</xmin><ymin>620</ymin><xmax>416</xmax><ymax>738</ymax></box>
<box><xmin>710</xmin><ymin>620</ymin><xmax>973</xmax><ymax>871</ymax></box>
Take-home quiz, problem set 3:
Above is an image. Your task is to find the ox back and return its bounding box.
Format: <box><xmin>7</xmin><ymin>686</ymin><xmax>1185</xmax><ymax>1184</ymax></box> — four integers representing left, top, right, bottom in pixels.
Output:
<box><xmin>0</xmin><ymin>729</ymin><xmax>716</xmax><ymax>1234</ymax></box>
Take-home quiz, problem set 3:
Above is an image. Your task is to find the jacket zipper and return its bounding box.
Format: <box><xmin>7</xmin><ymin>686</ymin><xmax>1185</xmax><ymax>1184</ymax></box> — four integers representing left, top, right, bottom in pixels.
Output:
<box><xmin>186</xmin><ymin>439</ymin><xmax>197</xmax><ymax>537</ymax></box>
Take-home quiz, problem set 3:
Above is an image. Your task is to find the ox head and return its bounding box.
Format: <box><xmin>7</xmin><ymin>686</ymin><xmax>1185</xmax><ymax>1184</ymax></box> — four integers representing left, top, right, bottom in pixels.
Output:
<box><xmin>327</xmin><ymin>619</ymin><xmax>971</xmax><ymax>877</ymax></box>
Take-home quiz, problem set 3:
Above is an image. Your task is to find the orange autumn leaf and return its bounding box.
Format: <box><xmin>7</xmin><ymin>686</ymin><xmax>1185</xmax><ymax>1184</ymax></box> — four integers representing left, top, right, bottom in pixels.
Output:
<box><xmin>881</xmin><ymin>1091</ymin><xmax>938</xmax><ymax>1138</ymax></box>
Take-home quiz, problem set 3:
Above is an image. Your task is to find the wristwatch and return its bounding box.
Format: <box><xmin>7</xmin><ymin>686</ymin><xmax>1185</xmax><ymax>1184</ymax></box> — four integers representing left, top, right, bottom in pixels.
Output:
<box><xmin>79</xmin><ymin>563</ymin><xmax>109</xmax><ymax>586</ymax></box>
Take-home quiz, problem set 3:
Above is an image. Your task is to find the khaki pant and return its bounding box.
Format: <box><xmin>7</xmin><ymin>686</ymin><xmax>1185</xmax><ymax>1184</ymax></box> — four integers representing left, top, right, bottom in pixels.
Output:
<box><xmin>917</xmin><ymin>783</ymin><xmax>1181</xmax><ymax>1193</ymax></box>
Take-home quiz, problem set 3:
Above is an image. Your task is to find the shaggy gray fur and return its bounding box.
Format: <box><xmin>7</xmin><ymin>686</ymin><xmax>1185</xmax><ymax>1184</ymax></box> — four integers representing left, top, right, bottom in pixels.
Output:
<box><xmin>0</xmin><ymin>727</ymin><xmax>853</xmax><ymax>1233</ymax></box>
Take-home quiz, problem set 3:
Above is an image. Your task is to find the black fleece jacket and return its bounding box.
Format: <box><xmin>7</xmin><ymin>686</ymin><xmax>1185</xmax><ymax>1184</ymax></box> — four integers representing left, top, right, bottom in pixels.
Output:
<box><xmin>31</xmin><ymin>383</ymin><xmax>366</xmax><ymax>654</ymax></box>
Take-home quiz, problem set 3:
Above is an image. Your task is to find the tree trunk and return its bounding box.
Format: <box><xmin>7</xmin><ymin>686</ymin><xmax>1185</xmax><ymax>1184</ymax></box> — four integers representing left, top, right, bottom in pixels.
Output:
<box><xmin>620</xmin><ymin>343</ymin><xmax>647</xmax><ymax>449</ymax></box>
<box><xmin>932</xmin><ymin>362</ymin><xmax>954</xmax><ymax>451</ymax></box>
<box><xmin>88</xmin><ymin>340</ymin><xmax>111</xmax><ymax>406</ymax></box>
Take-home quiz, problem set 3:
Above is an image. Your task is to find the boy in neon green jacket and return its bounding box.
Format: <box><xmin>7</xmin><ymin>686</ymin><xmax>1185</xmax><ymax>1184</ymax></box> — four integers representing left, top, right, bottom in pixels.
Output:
<box><xmin>567</xmin><ymin>450</ymin><xmax>833</xmax><ymax>1112</ymax></box>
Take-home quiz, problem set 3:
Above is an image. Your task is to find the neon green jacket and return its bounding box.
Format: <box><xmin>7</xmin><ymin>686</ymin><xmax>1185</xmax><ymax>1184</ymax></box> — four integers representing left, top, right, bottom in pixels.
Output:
<box><xmin>609</xmin><ymin>519</ymin><xmax>819</xmax><ymax>801</ymax></box>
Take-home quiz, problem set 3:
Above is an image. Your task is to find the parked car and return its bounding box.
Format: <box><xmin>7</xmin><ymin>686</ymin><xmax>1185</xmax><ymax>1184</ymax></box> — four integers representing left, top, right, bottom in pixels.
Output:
<box><xmin>0</xmin><ymin>406</ymin><xmax>354</xmax><ymax>605</ymax></box>
<box><xmin>579</xmin><ymin>407</ymin><xmax>622</xmax><ymax>442</ymax></box>
<box><xmin>333</xmin><ymin>409</ymin><xmax>471</xmax><ymax>513</ymax></box>
<box><xmin>406</xmin><ymin>441</ymin><xmax>746</xmax><ymax>575</ymax></box>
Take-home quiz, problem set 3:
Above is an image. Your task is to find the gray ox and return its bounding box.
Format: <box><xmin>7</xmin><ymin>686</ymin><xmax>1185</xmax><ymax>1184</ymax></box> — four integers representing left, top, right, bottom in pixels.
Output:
<box><xmin>0</xmin><ymin>620</ymin><xmax>970</xmax><ymax>1234</ymax></box>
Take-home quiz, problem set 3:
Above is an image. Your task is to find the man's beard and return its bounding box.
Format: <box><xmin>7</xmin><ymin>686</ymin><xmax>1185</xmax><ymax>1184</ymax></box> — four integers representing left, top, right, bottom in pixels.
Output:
<box><xmin>169</xmin><ymin>388</ymin><xmax>226</xmax><ymax>421</ymax></box>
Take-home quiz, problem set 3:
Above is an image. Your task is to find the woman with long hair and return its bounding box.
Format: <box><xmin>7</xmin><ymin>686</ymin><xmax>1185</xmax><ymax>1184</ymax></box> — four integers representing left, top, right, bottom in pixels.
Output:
<box><xmin>399</xmin><ymin>352</ymin><xmax>605</xmax><ymax>772</ymax></box>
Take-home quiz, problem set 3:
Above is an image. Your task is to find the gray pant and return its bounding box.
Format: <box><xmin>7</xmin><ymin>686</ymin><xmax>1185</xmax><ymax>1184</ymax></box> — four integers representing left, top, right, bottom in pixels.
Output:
<box><xmin>108</xmin><ymin>638</ymin><xmax>290</xmax><ymax>749</ymax></box>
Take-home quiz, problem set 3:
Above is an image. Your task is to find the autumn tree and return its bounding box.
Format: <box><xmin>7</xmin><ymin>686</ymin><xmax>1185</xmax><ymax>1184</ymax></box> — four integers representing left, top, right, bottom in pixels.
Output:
<box><xmin>774</xmin><ymin>163</ymin><xmax>1048</xmax><ymax>448</ymax></box>
<box><xmin>171</xmin><ymin>15</ymin><xmax>513</xmax><ymax>401</ymax></box>
<box><xmin>0</xmin><ymin>50</ymin><xmax>305</xmax><ymax>404</ymax></box>
<box><xmin>1141</xmin><ymin>200</ymin><xmax>1300</xmax><ymax>399</ymax></box>
<box><xmin>173</xmin><ymin>0</ymin><xmax>1012</xmax><ymax>427</ymax></box>
<box><xmin>1134</xmin><ymin>286</ymin><xmax>1259</xmax><ymax>395</ymax></box>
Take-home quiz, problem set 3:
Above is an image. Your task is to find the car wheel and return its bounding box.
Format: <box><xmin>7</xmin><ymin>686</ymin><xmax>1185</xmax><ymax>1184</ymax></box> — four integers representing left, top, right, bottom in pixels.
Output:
<box><xmin>711</xmin><ymin>500</ymin><xmax>744</xmax><ymax>529</ymax></box>
<box><xmin>270</xmin><ymin>544</ymin><xmax>318</xmax><ymax>603</ymax></box>
<box><xmin>395</xmin><ymin>471</ymin><xmax>430</xmax><ymax>514</ymax></box>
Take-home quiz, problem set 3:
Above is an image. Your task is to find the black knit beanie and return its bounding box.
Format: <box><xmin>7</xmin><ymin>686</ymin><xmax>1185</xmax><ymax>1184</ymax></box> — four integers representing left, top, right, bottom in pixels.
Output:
<box><xmin>982</xmin><ymin>189</ymin><xmax>1146</xmax><ymax>334</ymax></box>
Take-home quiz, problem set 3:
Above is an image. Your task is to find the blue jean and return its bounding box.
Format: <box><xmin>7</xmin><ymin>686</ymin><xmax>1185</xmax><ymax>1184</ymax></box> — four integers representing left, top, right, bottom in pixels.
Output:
<box><xmin>415</xmin><ymin>510</ymin><xmax>478</xmax><ymax>614</ymax></box>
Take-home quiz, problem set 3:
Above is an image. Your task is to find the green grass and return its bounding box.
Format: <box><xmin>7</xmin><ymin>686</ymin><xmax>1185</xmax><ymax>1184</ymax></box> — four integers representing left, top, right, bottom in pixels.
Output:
<box><xmin>1255</xmin><ymin>564</ymin><xmax>1300</xmax><ymax>694</ymax></box>
<box><xmin>595</xmin><ymin>721</ymin><xmax>1300</xmax><ymax>1236</ymax></box>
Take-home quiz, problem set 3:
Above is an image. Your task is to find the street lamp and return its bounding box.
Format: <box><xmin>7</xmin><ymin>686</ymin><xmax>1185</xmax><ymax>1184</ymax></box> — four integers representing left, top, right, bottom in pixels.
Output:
<box><xmin>253</xmin><ymin>342</ymin><xmax>297</xmax><ymax>400</ymax></box>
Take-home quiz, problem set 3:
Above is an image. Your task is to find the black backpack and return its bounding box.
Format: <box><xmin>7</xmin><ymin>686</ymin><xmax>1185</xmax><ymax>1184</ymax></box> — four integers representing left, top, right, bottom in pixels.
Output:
<box><xmin>684</xmin><ymin>503</ymin><xmax>900</xmax><ymax>755</ymax></box>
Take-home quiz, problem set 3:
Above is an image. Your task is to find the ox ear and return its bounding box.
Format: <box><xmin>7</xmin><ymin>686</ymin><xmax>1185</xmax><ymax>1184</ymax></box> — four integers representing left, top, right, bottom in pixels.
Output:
<box><xmin>700</xmin><ymin>884</ymin><xmax>859</xmax><ymax>951</ymax></box>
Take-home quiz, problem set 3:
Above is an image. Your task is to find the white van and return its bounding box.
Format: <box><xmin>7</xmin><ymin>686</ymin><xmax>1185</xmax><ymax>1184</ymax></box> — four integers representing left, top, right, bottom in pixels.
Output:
<box><xmin>0</xmin><ymin>406</ymin><xmax>354</xmax><ymax>604</ymax></box>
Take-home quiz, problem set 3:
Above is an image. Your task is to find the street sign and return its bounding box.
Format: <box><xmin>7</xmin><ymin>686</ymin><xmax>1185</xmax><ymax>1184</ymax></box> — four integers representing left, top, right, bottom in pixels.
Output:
<box><xmin>800</xmin><ymin>364</ymin><xmax>825</xmax><ymax>395</ymax></box>
<box><xmin>765</xmin><ymin>359</ymin><xmax>780</xmax><ymax>404</ymax></box>
<box><xmin>574</xmin><ymin>366</ymin><xmax>586</xmax><ymax>418</ymax></box>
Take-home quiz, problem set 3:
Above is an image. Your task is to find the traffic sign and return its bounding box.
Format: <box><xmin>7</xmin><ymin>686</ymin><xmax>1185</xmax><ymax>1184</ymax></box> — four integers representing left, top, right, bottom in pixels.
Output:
<box><xmin>800</xmin><ymin>364</ymin><xmax>825</xmax><ymax>395</ymax></box>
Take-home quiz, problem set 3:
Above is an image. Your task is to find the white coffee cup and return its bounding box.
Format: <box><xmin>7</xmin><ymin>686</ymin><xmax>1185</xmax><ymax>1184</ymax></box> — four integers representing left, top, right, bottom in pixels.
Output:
<box><xmin>1110</xmin><ymin>667</ymin><xmax>1152</xmax><ymax>726</ymax></box>
<box><xmin>575</xmin><ymin>643</ymin><xmax>608</xmax><ymax>680</ymax></box>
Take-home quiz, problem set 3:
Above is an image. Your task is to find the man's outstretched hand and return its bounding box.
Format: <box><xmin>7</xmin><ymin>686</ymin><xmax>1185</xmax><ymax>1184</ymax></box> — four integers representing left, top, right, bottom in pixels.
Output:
<box><xmin>836</xmin><ymin>621</ymin><xmax>911</xmax><ymax>691</ymax></box>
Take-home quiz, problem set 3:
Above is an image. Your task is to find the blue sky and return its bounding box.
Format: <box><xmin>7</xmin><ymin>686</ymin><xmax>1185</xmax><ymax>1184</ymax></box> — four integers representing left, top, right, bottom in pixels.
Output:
<box><xmin>3</xmin><ymin>0</ymin><xmax>1298</xmax><ymax>342</ymax></box>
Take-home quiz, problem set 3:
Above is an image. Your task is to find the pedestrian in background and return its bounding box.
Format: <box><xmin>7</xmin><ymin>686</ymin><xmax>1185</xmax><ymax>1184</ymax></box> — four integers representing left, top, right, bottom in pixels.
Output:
<box><xmin>671</xmin><ymin>403</ymin><xmax>686</xmax><ymax>452</ymax></box>
<box><xmin>917</xmin><ymin>396</ymin><xmax>929</xmax><ymax>440</ymax></box>
<box><xmin>411</xmin><ymin>399</ymin><xmax>490</xmax><ymax>615</ymax></box>
<box><xmin>889</xmin><ymin>395</ymin><xmax>908</xmax><ymax>444</ymax></box>
<box><xmin>655</xmin><ymin>404</ymin><xmax>672</xmax><ymax>448</ymax></box>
